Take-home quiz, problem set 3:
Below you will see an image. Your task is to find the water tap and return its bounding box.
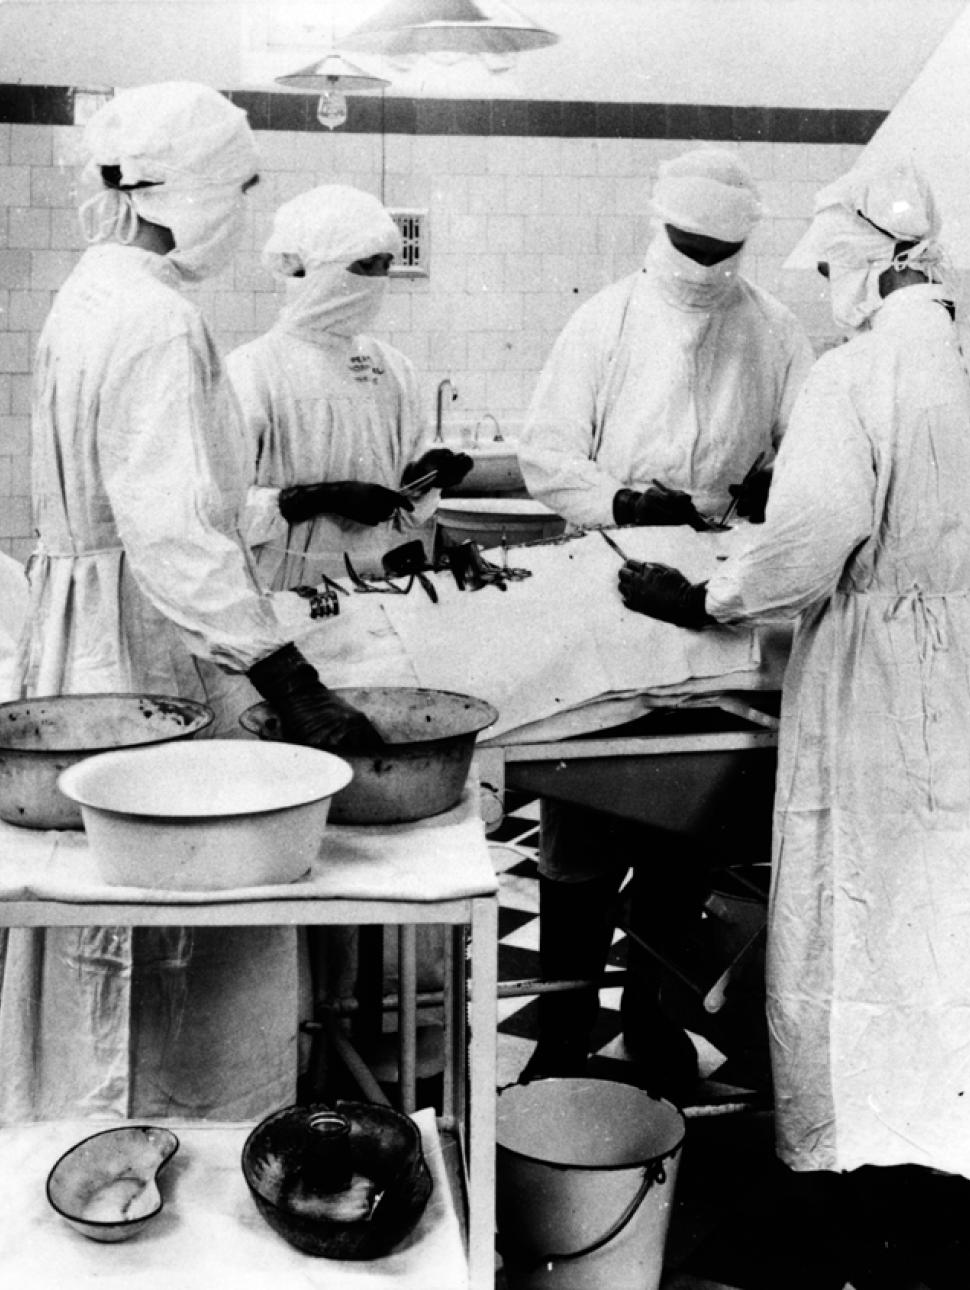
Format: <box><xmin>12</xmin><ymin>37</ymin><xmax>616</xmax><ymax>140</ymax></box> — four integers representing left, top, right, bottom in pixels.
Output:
<box><xmin>473</xmin><ymin>413</ymin><xmax>503</xmax><ymax>444</ymax></box>
<box><xmin>435</xmin><ymin>379</ymin><xmax>458</xmax><ymax>442</ymax></box>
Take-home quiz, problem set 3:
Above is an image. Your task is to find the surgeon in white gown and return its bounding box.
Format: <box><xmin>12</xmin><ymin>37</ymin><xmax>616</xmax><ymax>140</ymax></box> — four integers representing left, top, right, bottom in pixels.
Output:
<box><xmin>515</xmin><ymin>148</ymin><xmax>815</xmax><ymax>1093</ymax></box>
<box><xmin>618</xmin><ymin>160</ymin><xmax>970</xmax><ymax>1185</ymax></box>
<box><xmin>1</xmin><ymin>84</ymin><xmax>378</xmax><ymax>1122</ymax></box>
<box><xmin>519</xmin><ymin>147</ymin><xmax>815</xmax><ymax>530</ymax></box>
<box><xmin>228</xmin><ymin>184</ymin><xmax>472</xmax><ymax>589</ymax></box>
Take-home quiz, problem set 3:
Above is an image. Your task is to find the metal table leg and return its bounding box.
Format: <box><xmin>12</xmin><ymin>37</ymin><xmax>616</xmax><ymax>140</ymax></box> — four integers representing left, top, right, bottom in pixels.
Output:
<box><xmin>398</xmin><ymin>923</ymin><xmax>418</xmax><ymax>1114</ymax></box>
<box><xmin>467</xmin><ymin>895</ymin><xmax>498</xmax><ymax>1290</ymax></box>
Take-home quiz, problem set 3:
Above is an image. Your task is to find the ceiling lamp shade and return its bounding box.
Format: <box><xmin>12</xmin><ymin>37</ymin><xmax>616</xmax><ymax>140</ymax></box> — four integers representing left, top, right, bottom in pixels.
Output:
<box><xmin>275</xmin><ymin>53</ymin><xmax>391</xmax><ymax>132</ymax></box>
<box><xmin>274</xmin><ymin>52</ymin><xmax>392</xmax><ymax>94</ymax></box>
<box><xmin>341</xmin><ymin>0</ymin><xmax>559</xmax><ymax>57</ymax></box>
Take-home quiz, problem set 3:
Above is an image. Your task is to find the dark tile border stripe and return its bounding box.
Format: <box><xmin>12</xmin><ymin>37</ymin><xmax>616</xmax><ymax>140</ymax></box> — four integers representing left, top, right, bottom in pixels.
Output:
<box><xmin>0</xmin><ymin>85</ymin><xmax>886</xmax><ymax>145</ymax></box>
<box><xmin>0</xmin><ymin>85</ymin><xmax>74</xmax><ymax>126</ymax></box>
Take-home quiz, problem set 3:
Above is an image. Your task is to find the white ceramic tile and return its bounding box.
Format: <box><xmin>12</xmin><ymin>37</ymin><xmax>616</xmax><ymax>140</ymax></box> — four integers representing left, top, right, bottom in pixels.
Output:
<box><xmin>497</xmin><ymin>995</ymin><xmax>532</xmax><ymax>1024</ymax></box>
<box><xmin>10</xmin><ymin>124</ymin><xmax>51</xmax><ymax>168</ymax></box>
<box><xmin>489</xmin><ymin>843</ymin><xmax>532</xmax><ymax>875</ymax></box>
<box><xmin>10</xmin><ymin>374</ymin><xmax>31</xmax><ymax>416</ymax></box>
<box><xmin>7</xmin><ymin>290</ymin><xmax>51</xmax><ymax>331</ymax></box>
<box><xmin>0</xmin><ymin>335</ymin><xmax>30</xmax><ymax>375</ymax></box>
<box><xmin>498</xmin><ymin>921</ymin><xmax>539</xmax><ymax>952</ymax></box>
<box><xmin>29</xmin><ymin>167</ymin><xmax>74</xmax><ymax>209</ymax></box>
<box><xmin>509</xmin><ymin>800</ymin><xmax>541</xmax><ymax>822</ymax></box>
<box><xmin>498</xmin><ymin>874</ymin><xmax>541</xmax><ymax>915</ymax></box>
<box><xmin>0</xmin><ymin>166</ymin><xmax>31</xmax><ymax>208</ymax></box>
<box><xmin>496</xmin><ymin>1034</ymin><xmax>536</xmax><ymax>1089</ymax></box>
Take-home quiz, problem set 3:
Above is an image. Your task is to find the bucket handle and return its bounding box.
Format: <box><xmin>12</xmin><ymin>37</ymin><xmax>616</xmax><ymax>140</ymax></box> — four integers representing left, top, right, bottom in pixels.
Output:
<box><xmin>499</xmin><ymin>1154</ymin><xmax>673</xmax><ymax>1274</ymax></box>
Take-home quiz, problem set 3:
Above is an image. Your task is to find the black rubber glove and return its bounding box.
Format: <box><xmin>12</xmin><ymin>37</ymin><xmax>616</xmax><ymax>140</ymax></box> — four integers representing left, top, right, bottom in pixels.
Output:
<box><xmin>401</xmin><ymin>447</ymin><xmax>474</xmax><ymax>493</ymax></box>
<box><xmin>617</xmin><ymin>561</ymin><xmax>714</xmax><ymax>629</ymax></box>
<box><xmin>279</xmin><ymin>481</ymin><xmax>413</xmax><ymax>526</ymax></box>
<box><xmin>727</xmin><ymin>467</ymin><xmax>773</xmax><ymax>523</ymax></box>
<box><xmin>613</xmin><ymin>485</ymin><xmax>708</xmax><ymax>531</ymax></box>
<box><xmin>247</xmin><ymin>643</ymin><xmax>382</xmax><ymax>752</ymax></box>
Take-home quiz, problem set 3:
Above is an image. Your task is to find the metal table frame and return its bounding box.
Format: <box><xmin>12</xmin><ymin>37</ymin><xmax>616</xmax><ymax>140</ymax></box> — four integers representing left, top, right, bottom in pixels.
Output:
<box><xmin>0</xmin><ymin>855</ymin><xmax>498</xmax><ymax>1290</ymax></box>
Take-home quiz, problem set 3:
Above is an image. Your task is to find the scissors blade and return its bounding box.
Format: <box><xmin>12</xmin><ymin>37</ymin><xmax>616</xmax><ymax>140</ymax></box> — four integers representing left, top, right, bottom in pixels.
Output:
<box><xmin>398</xmin><ymin>469</ymin><xmax>438</xmax><ymax>499</ymax></box>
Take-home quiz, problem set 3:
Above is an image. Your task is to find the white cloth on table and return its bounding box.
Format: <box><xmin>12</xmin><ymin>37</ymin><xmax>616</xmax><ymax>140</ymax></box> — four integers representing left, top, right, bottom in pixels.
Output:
<box><xmin>0</xmin><ymin>787</ymin><xmax>496</xmax><ymax>908</ymax></box>
<box><xmin>375</xmin><ymin>528</ymin><xmax>759</xmax><ymax>740</ymax></box>
<box><xmin>0</xmin><ymin>1107</ymin><xmax>465</xmax><ymax>1290</ymax></box>
<box><xmin>707</xmin><ymin>285</ymin><xmax>970</xmax><ymax>1178</ymax></box>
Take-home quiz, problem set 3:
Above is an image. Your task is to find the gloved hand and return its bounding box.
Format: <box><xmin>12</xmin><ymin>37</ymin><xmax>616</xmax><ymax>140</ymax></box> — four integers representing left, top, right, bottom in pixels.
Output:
<box><xmin>279</xmin><ymin>481</ymin><xmax>413</xmax><ymax>527</ymax></box>
<box><xmin>617</xmin><ymin>561</ymin><xmax>714</xmax><ymax>629</ymax></box>
<box><xmin>727</xmin><ymin>467</ymin><xmax>773</xmax><ymax>523</ymax></box>
<box><xmin>613</xmin><ymin>484</ymin><xmax>708</xmax><ymax>531</ymax></box>
<box><xmin>401</xmin><ymin>447</ymin><xmax>474</xmax><ymax>493</ymax></box>
<box><xmin>247</xmin><ymin>643</ymin><xmax>382</xmax><ymax>752</ymax></box>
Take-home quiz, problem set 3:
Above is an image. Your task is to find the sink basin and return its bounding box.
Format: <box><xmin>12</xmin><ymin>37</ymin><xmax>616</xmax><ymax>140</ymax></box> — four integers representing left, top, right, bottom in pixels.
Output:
<box><xmin>436</xmin><ymin>496</ymin><xmax>565</xmax><ymax>548</ymax></box>
<box><xmin>446</xmin><ymin>442</ymin><xmax>524</xmax><ymax>495</ymax></box>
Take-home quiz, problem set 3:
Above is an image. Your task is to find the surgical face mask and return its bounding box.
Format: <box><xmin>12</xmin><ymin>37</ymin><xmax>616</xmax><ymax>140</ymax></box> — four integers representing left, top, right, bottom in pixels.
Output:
<box><xmin>279</xmin><ymin>265</ymin><xmax>388</xmax><ymax>340</ymax></box>
<box><xmin>133</xmin><ymin>182</ymin><xmax>249</xmax><ymax>284</ymax></box>
<box><xmin>645</xmin><ymin>232</ymin><xmax>742</xmax><ymax>310</ymax></box>
<box><xmin>826</xmin><ymin>258</ymin><xmax>880</xmax><ymax>332</ymax></box>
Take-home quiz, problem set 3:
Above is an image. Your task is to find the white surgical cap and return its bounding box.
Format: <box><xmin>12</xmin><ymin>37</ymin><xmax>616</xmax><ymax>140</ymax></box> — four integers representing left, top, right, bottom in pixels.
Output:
<box><xmin>262</xmin><ymin>184</ymin><xmax>401</xmax><ymax>277</ymax></box>
<box><xmin>80</xmin><ymin>82</ymin><xmax>258</xmax><ymax>283</ymax></box>
<box><xmin>83</xmin><ymin>81</ymin><xmax>257</xmax><ymax>188</ymax></box>
<box><xmin>651</xmin><ymin>148</ymin><xmax>762</xmax><ymax>243</ymax></box>
<box><xmin>795</xmin><ymin>159</ymin><xmax>950</xmax><ymax>329</ymax></box>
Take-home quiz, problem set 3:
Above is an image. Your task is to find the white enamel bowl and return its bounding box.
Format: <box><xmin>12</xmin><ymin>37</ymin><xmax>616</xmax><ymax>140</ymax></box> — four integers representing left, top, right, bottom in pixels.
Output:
<box><xmin>58</xmin><ymin>740</ymin><xmax>353</xmax><ymax>890</ymax></box>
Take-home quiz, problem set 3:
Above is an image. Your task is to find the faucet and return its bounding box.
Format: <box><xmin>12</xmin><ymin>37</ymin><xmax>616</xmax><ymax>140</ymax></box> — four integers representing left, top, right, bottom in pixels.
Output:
<box><xmin>473</xmin><ymin>413</ymin><xmax>503</xmax><ymax>445</ymax></box>
<box><xmin>435</xmin><ymin>376</ymin><xmax>459</xmax><ymax>443</ymax></box>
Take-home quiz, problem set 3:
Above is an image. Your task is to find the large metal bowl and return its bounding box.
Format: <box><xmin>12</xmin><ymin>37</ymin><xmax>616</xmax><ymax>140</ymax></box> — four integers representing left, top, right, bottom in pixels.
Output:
<box><xmin>241</xmin><ymin>1101</ymin><xmax>432</xmax><ymax>1260</ymax></box>
<box><xmin>57</xmin><ymin>740</ymin><xmax>353</xmax><ymax>890</ymax></box>
<box><xmin>0</xmin><ymin>693</ymin><xmax>214</xmax><ymax>831</ymax></box>
<box><xmin>240</xmin><ymin>686</ymin><xmax>498</xmax><ymax>825</ymax></box>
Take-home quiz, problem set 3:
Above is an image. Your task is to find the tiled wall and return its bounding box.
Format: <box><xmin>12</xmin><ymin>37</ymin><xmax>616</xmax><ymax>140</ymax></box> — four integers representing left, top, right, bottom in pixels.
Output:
<box><xmin>0</xmin><ymin>91</ymin><xmax>876</xmax><ymax>560</ymax></box>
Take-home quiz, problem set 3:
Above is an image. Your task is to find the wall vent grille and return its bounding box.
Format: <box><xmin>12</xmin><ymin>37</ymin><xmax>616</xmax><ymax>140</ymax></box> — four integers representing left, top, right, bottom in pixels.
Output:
<box><xmin>389</xmin><ymin>209</ymin><xmax>429</xmax><ymax>278</ymax></box>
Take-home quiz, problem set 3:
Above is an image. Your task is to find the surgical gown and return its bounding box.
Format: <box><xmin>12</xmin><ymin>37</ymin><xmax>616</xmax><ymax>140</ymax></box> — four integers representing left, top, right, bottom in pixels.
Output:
<box><xmin>519</xmin><ymin>268</ymin><xmax>815</xmax><ymax>526</ymax></box>
<box><xmin>707</xmin><ymin>286</ymin><xmax>970</xmax><ymax>1177</ymax></box>
<box><xmin>227</xmin><ymin>329</ymin><xmax>437</xmax><ymax>587</ymax></box>
<box><xmin>0</xmin><ymin>553</ymin><xmax>27</xmax><ymax>701</ymax></box>
<box><xmin>2</xmin><ymin>244</ymin><xmax>299</xmax><ymax>1121</ymax></box>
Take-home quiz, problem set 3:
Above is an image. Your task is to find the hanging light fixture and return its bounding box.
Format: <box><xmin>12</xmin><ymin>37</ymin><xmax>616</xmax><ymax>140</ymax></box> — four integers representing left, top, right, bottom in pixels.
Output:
<box><xmin>275</xmin><ymin>52</ymin><xmax>392</xmax><ymax>131</ymax></box>
<box><xmin>340</xmin><ymin>0</ymin><xmax>559</xmax><ymax>58</ymax></box>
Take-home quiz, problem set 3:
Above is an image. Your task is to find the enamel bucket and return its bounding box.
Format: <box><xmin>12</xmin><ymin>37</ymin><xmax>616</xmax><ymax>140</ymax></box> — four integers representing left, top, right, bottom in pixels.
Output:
<box><xmin>495</xmin><ymin>1077</ymin><xmax>686</xmax><ymax>1290</ymax></box>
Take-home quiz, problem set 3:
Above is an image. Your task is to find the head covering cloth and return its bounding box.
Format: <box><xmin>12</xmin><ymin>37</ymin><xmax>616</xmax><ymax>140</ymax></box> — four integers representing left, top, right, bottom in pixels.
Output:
<box><xmin>262</xmin><ymin>185</ymin><xmax>401</xmax><ymax>341</ymax></box>
<box><xmin>802</xmin><ymin>159</ymin><xmax>951</xmax><ymax>329</ymax></box>
<box><xmin>79</xmin><ymin>81</ymin><xmax>258</xmax><ymax>283</ymax></box>
<box><xmin>650</xmin><ymin>147</ymin><xmax>762</xmax><ymax>244</ymax></box>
